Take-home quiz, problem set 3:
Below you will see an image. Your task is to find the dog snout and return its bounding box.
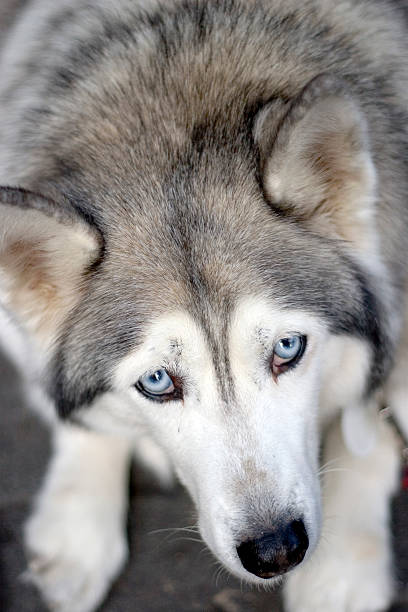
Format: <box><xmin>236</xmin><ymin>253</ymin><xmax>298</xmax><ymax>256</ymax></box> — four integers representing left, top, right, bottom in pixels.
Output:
<box><xmin>236</xmin><ymin>519</ymin><xmax>309</xmax><ymax>579</ymax></box>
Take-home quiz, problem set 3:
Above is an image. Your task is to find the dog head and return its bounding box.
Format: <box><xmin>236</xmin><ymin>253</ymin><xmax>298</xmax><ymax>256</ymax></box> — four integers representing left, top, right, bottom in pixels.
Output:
<box><xmin>0</xmin><ymin>75</ymin><xmax>389</xmax><ymax>582</ymax></box>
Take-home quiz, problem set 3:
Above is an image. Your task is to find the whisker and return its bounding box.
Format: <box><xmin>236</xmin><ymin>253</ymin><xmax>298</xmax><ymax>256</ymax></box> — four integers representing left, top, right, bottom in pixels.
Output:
<box><xmin>148</xmin><ymin>525</ymin><xmax>200</xmax><ymax>536</ymax></box>
<box><xmin>318</xmin><ymin>467</ymin><xmax>352</xmax><ymax>475</ymax></box>
<box><xmin>147</xmin><ymin>525</ymin><xmax>202</xmax><ymax>551</ymax></box>
<box><xmin>214</xmin><ymin>564</ymin><xmax>228</xmax><ymax>587</ymax></box>
<box><xmin>171</xmin><ymin>536</ymin><xmax>203</xmax><ymax>544</ymax></box>
<box><xmin>318</xmin><ymin>457</ymin><xmax>343</xmax><ymax>470</ymax></box>
<box><xmin>198</xmin><ymin>546</ymin><xmax>212</xmax><ymax>559</ymax></box>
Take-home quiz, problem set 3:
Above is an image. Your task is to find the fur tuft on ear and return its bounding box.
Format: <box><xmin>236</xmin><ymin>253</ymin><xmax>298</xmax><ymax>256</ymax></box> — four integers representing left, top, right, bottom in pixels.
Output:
<box><xmin>0</xmin><ymin>187</ymin><xmax>102</xmax><ymax>351</ymax></box>
<box><xmin>255</xmin><ymin>74</ymin><xmax>377</xmax><ymax>252</ymax></box>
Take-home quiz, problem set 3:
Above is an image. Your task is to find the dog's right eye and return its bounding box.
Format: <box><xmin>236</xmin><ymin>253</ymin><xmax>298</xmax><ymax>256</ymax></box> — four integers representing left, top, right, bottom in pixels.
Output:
<box><xmin>135</xmin><ymin>368</ymin><xmax>182</xmax><ymax>402</ymax></box>
<box><xmin>271</xmin><ymin>334</ymin><xmax>306</xmax><ymax>379</ymax></box>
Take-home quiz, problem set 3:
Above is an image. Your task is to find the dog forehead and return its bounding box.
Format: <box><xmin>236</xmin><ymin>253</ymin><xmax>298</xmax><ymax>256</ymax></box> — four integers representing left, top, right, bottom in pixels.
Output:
<box><xmin>230</xmin><ymin>297</ymin><xmax>326</xmax><ymax>338</ymax></box>
<box><xmin>114</xmin><ymin>297</ymin><xmax>325</xmax><ymax>382</ymax></box>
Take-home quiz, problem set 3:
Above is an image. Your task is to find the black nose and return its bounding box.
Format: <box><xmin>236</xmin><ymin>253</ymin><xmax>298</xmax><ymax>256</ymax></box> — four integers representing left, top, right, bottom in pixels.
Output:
<box><xmin>236</xmin><ymin>519</ymin><xmax>309</xmax><ymax>579</ymax></box>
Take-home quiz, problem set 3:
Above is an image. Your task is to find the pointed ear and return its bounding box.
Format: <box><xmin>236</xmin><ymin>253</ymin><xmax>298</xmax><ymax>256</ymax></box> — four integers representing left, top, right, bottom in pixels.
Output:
<box><xmin>0</xmin><ymin>187</ymin><xmax>102</xmax><ymax>350</ymax></box>
<box><xmin>255</xmin><ymin>75</ymin><xmax>377</xmax><ymax>251</ymax></box>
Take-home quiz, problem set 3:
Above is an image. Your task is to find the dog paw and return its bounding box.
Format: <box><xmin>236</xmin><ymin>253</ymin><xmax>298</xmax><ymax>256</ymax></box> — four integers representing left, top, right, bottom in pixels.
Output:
<box><xmin>283</xmin><ymin>531</ymin><xmax>393</xmax><ymax>612</ymax></box>
<box><xmin>24</xmin><ymin>493</ymin><xmax>127</xmax><ymax>612</ymax></box>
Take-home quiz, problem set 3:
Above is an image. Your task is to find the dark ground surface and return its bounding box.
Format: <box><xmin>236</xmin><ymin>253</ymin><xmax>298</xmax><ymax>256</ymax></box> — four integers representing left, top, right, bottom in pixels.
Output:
<box><xmin>1</xmin><ymin>1</ymin><xmax>408</xmax><ymax>611</ymax></box>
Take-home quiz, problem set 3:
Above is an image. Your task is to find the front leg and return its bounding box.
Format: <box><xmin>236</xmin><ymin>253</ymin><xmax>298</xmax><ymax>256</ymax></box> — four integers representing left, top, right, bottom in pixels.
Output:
<box><xmin>284</xmin><ymin>415</ymin><xmax>401</xmax><ymax>612</ymax></box>
<box><xmin>25</xmin><ymin>424</ymin><xmax>131</xmax><ymax>612</ymax></box>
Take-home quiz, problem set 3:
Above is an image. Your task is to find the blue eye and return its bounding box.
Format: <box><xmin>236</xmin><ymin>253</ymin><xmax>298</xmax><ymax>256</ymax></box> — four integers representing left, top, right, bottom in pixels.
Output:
<box><xmin>272</xmin><ymin>335</ymin><xmax>306</xmax><ymax>377</ymax></box>
<box><xmin>274</xmin><ymin>335</ymin><xmax>303</xmax><ymax>360</ymax></box>
<box><xmin>136</xmin><ymin>368</ymin><xmax>181</xmax><ymax>401</ymax></box>
<box><xmin>139</xmin><ymin>369</ymin><xmax>173</xmax><ymax>394</ymax></box>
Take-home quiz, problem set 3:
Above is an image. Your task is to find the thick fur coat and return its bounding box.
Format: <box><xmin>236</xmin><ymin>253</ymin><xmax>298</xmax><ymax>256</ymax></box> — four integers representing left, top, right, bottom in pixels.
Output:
<box><xmin>0</xmin><ymin>1</ymin><xmax>407</xmax><ymax>611</ymax></box>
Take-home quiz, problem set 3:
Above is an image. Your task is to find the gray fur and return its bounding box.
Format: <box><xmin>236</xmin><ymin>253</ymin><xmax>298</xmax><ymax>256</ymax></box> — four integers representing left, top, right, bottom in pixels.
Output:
<box><xmin>0</xmin><ymin>0</ymin><xmax>407</xmax><ymax>413</ymax></box>
<box><xmin>1</xmin><ymin>3</ymin><xmax>408</xmax><ymax>610</ymax></box>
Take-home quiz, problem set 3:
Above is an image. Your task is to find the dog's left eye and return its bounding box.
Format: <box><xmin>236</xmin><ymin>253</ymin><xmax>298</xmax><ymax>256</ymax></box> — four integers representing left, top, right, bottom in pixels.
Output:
<box><xmin>271</xmin><ymin>335</ymin><xmax>306</xmax><ymax>378</ymax></box>
<box><xmin>136</xmin><ymin>368</ymin><xmax>181</xmax><ymax>401</ymax></box>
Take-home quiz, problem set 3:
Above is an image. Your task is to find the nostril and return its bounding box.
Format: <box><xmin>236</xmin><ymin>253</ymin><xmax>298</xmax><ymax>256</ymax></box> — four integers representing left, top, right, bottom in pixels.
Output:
<box><xmin>286</xmin><ymin>519</ymin><xmax>309</xmax><ymax>566</ymax></box>
<box><xmin>236</xmin><ymin>519</ymin><xmax>309</xmax><ymax>579</ymax></box>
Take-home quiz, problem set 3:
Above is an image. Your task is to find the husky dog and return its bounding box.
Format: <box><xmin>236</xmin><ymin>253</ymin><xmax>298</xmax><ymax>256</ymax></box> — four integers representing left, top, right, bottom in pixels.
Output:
<box><xmin>0</xmin><ymin>0</ymin><xmax>407</xmax><ymax>610</ymax></box>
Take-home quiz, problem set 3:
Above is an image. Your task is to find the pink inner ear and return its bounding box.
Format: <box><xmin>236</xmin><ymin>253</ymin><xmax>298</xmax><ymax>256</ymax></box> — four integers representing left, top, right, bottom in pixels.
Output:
<box><xmin>0</xmin><ymin>191</ymin><xmax>100</xmax><ymax>349</ymax></box>
<box><xmin>256</xmin><ymin>77</ymin><xmax>377</xmax><ymax>249</ymax></box>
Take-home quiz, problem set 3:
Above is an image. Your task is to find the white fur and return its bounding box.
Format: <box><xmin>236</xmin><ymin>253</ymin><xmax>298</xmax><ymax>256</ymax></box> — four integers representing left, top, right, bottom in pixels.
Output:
<box><xmin>81</xmin><ymin>299</ymin><xmax>327</xmax><ymax>582</ymax></box>
<box><xmin>15</xmin><ymin>294</ymin><xmax>403</xmax><ymax>612</ymax></box>
<box><xmin>284</xmin><ymin>416</ymin><xmax>400</xmax><ymax>612</ymax></box>
<box><xmin>318</xmin><ymin>336</ymin><xmax>382</xmax><ymax>455</ymax></box>
<box><xmin>0</xmin><ymin>304</ymin><xmax>28</xmax><ymax>370</ymax></box>
<box><xmin>0</xmin><ymin>1</ymin><xmax>405</xmax><ymax>610</ymax></box>
<box><xmin>384</xmin><ymin>294</ymin><xmax>408</xmax><ymax>440</ymax></box>
<box><xmin>0</xmin><ymin>304</ymin><xmax>55</xmax><ymax>422</ymax></box>
<box><xmin>25</xmin><ymin>425</ymin><xmax>131</xmax><ymax>612</ymax></box>
<box><xmin>319</xmin><ymin>335</ymin><xmax>372</xmax><ymax>425</ymax></box>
